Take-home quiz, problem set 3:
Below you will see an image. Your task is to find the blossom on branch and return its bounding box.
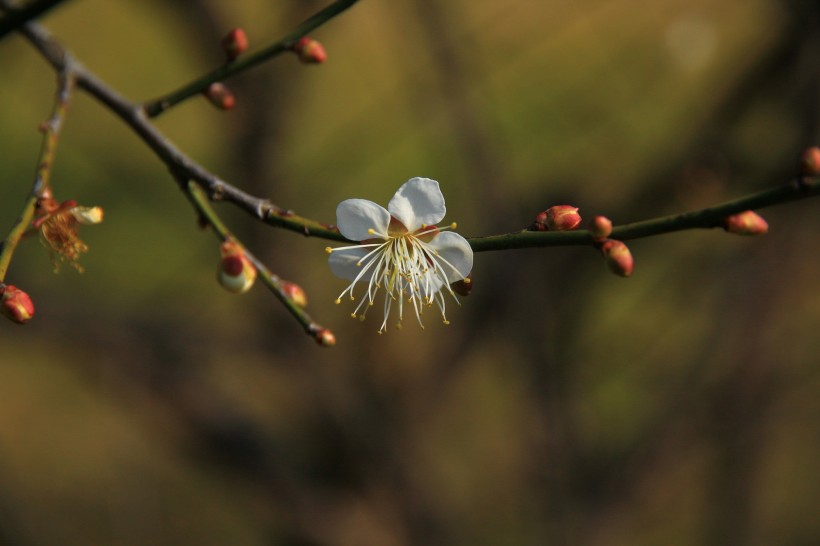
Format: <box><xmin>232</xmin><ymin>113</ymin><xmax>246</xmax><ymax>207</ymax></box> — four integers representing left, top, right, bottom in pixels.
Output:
<box><xmin>326</xmin><ymin>177</ymin><xmax>473</xmax><ymax>333</ymax></box>
<box><xmin>34</xmin><ymin>194</ymin><xmax>103</xmax><ymax>273</ymax></box>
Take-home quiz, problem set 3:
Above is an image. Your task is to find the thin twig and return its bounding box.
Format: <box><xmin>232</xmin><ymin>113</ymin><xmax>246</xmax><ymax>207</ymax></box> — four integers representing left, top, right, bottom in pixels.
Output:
<box><xmin>0</xmin><ymin>0</ymin><xmax>71</xmax><ymax>40</ymax></box>
<box><xmin>142</xmin><ymin>0</ymin><xmax>360</xmax><ymax>117</ymax></box>
<box><xmin>0</xmin><ymin>69</ymin><xmax>74</xmax><ymax>281</ymax></box>
<box><xmin>467</xmin><ymin>176</ymin><xmax>820</xmax><ymax>252</ymax></box>
<box><xmin>185</xmin><ymin>181</ymin><xmax>332</xmax><ymax>341</ymax></box>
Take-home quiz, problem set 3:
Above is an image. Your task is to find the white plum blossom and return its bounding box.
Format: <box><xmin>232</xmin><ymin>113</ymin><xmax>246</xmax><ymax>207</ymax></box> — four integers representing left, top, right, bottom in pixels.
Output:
<box><xmin>326</xmin><ymin>177</ymin><xmax>473</xmax><ymax>333</ymax></box>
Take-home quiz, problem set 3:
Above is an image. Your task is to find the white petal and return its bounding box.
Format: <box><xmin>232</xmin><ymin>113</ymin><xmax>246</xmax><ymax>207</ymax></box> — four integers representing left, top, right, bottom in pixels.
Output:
<box><xmin>328</xmin><ymin>246</ymin><xmax>372</xmax><ymax>282</ymax></box>
<box><xmin>387</xmin><ymin>177</ymin><xmax>446</xmax><ymax>232</ymax></box>
<box><xmin>336</xmin><ymin>199</ymin><xmax>391</xmax><ymax>241</ymax></box>
<box><xmin>427</xmin><ymin>231</ymin><xmax>474</xmax><ymax>282</ymax></box>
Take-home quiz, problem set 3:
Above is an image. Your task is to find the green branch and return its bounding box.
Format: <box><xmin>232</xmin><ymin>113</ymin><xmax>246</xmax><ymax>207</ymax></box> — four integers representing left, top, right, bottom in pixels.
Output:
<box><xmin>0</xmin><ymin>69</ymin><xmax>74</xmax><ymax>281</ymax></box>
<box><xmin>467</xmin><ymin>176</ymin><xmax>820</xmax><ymax>252</ymax></box>
<box><xmin>143</xmin><ymin>0</ymin><xmax>360</xmax><ymax>117</ymax></box>
<box><xmin>185</xmin><ymin>181</ymin><xmax>333</xmax><ymax>343</ymax></box>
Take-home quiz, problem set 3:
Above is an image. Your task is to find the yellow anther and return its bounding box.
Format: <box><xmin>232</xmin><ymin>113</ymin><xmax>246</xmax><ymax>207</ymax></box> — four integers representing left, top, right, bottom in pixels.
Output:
<box><xmin>464</xmin><ymin>277</ymin><xmax>472</xmax><ymax>284</ymax></box>
<box><xmin>443</xmin><ymin>320</ymin><xmax>450</xmax><ymax>325</ymax></box>
<box><xmin>334</xmin><ymin>298</ymin><xmax>342</xmax><ymax>304</ymax></box>
<box><xmin>359</xmin><ymin>315</ymin><xmax>366</xmax><ymax>322</ymax></box>
<box><xmin>367</xmin><ymin>228</ymin><xmax>376</xmax><ymax>234</ymax></box>
<box><xmin>450</xmin><ymin>222</ymin><xmax>457</xmax><ymax>229</ymax></box>
<box><xmin>325</xmin><ymin>247</ymin><xmax>333</xmax><ymax>254</ymax></box>
<box><xmin>396</xmin><ymin>323</ymin><xmax>403</xmax><ymax>330</ymax></box>
<box><xmin>350</xmin><ymin>313</ymin><xmax>357</xmax><ymax>318</ymax></box>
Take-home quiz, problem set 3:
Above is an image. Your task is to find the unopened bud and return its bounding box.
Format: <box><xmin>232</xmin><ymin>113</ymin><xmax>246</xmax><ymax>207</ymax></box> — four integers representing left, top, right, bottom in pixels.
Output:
<box><xmin>222</xmin><ymin>28</ymin><xmax>248</xmax><ymax>62</ymax></box>
<box><xmin>281</xmin><ymin>281</ymin><xmax>308</xmax><ymax>307</ymax></box>
<box><xmin>217</xmin><ymin>241</ymin><xmax>256</xmax><ymax>293</ymax></box>
<box><xmin>70</xmin><ymin>206</ymin><xmax>104</xmax><ymax>225</ymax></box>
<box><xmin>451</xmin><ymin>273</ymin><xmax>473</xmax><ymax>296</ymax></box>
<box><xmin>532</xmin><ymin>205</ymin><xmax>581</xmax><ymax>231</ymax></box>
<box><xmin>723</xmin><ymin>210</ymin><xmax>768</xmax><ymax>236</ymax></box>
<box><xmin>314</xmin><ymin>328</ymin><xmax>336</xmax><ymax>347</ymax></box>
<box><xmin>601</xmin><ymin>239</ymin><xmax>634</xmax><ymax>277</ymax></box>
<box><xmin>800</xmin><ymin>146</ymin><xmax>820</xmax><ymax>176</ymax></box>
<box><xmin>204</xmin><ymin>82</ymin><xmax>236</xmax><ymax>111</ymax></box>
<box><xmin>1</xmin><ymin>285</ymin><xmax>35</xmax><ymax>324</ymax></box>
<box><xmin>293</xmin><ymin>37</ymin><xmax>327</xmax><ymax>64</ymax></box>
<box><xmin>588</xmin><ymin>215</ymin><xmax>612</xmax><ymax>241</ymax></box>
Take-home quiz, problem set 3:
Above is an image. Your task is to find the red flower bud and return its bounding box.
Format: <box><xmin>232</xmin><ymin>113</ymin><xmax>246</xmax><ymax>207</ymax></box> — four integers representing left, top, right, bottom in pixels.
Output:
<box><xmin>293</xmin><ymin>37</ymin><xmax>327</xmax><ymax>64</ymax></box>
<box><xmin>1</xmin><ymin>285</ymin><xmax>35</xmax><ymax>324</ymax></box>
<box><xmin>281</xmin><ymin>281</ymin><xmax>308</xmax><ymax>307</ymax></box>
<box><xmin>723</xmin><ymin>210</ymin><xmax>768</xmax><ymax>236</ymax></box>
<box><xmin>314</xmin><ymin>328</ymin><xmax>336</xmax><ymax>347</ymax></box>
<box><xmin>217</xmin><ymin>241</ymin><xmax>256</xmax><ymax>293</ymax></box>
<box><xmin>222</xmin><ymin>28</ymin><xmax>248</xmax><ymax>62</ymax></box>
<box><xmin>588</xmin><ymin>215</ymin><xmax>612</xmax><ymax>241</ymax></box>
<box><xmin>601</xmin><ymin>240</ymin><xmax>634</xmax><ymax>277</ymax></box>
<box><xmin>800</xmin><ymin>146</ymin><xmax>820</xmax><ymax>176</ymax></box>
<box><xmin>204</xmin><ymin>82</ymin><xmax>236</xmax><ymax>111</ymax></box>
<box><xmin>532</xmin><ymin>205</ymin><xmax>581</xmax><ymax>231</ymax></box>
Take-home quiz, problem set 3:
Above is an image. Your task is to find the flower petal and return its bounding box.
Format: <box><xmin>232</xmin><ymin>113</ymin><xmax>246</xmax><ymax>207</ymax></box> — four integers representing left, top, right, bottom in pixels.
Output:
<box><xmin>427</xmin><ymin>231</ymin><xmax>474</xmax><ymax>282</ymax></box>
<box><xmin>336</xmin><ymin>199</ymin><xmax>391</xmax><ymax>241</ymax></box>
<box><xmin>328</xmin><ymin>246</ymin><xmax>373</xmax><ymax>282</ymax></box>
<box><xmin>387</xmin><ymin>177</ymin><xmax>446</xmax><ymax>232</ymax></box>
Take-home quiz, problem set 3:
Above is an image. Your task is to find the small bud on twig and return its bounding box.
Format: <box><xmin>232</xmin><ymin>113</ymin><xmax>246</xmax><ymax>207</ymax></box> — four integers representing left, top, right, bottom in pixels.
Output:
<box><xmin>800</xmin><ymin>146</ymin><xmax>820</xmax><ymax>177</ymax></box>
<box><xmin>588</xmin><ymin>215</ymin><xmax>612</xmax><ymax>242</ymax></box>
<box><xmin>314</xmin><ymin>328</ymin><xmax>336</xmax><ymax>347</ymax></box>
<box><xmin>531</xmin><ymin>205</ymin><xmax>582</xmax><ymax>231</ymax></box>
<box><xmin>293</xmin><ymin>37</ymin><xmax>327</xmax><ymax>64</ymax></box>
<box><xmin>204</xmin><ymin>82</ymin><xmax>236</xmax><ymax>111</ymax></box>
<box><xmin>723</xmin><ymin>210</ymin><xmax>768</xmax><ymax>236</ymax></box>
<box><xmin>281</xmin><ymin>281</ymin><xmax>308</xmax><ymax>307</ymax></box>
<box><xmin>1</xmin><ymin>285</ymin><xmax>35</xmax><ymax>324</ymax></box>
<box><xmin>222</xmin><ymin>28</ymin><xmax>248</xmax><ymax>62</ymax></box>
<box><xmin>601</xmin><ymin>239</ymin><xmax>634</xmax><ymax>277</ymax></box>
<box><xmin>217</xmin><ymin>241</ymin><xmax>256</xmax><ymax>293</ymax></box>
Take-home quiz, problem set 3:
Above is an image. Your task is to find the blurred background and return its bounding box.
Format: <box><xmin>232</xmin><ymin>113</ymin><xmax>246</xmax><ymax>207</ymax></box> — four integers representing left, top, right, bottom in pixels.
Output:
<box><xmin>1</xmin><ymin>0</ymin><xmax>819</xmax><ymax>544</ymax></box>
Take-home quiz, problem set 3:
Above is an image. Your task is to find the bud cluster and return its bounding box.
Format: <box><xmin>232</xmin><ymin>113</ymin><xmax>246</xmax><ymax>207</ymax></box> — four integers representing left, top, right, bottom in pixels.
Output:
<box><xmin>204</xmin><ymin>82</ymin><xmax>236</xmax><ymax>111</ymax></box>
<box><xmin>222</xmin><ymin>28</ymin><xmax>248</xmax><ymax>62</ymax></box>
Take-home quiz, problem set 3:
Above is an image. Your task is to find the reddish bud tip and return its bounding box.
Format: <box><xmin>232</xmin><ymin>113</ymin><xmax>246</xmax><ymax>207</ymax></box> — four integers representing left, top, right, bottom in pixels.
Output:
<box><xmin>281</xmin><ymin>281</ymin><xmax>308</xmax><ymax>308</ymax></box>
<box><xmin>314</xmin><ymin>328</ymin><xmax>336</xmax><ymax>347</ymax></box>
<box><xmin>222</xmin><ymin>28</ymin><xmax>248</xmax><ymax>62</ymax></box>
<box><xmin>588</xmin><ymin>215</ymin><xmax>613</xmax><ymax>241</ymax></box>
<box><xmin>217</xmin><ymin>241</ymin><xmax>257</xmax><ymax>293</ymax></box>
<box><xmin>204</xmin><ymin>82</ymin><xmax>236</xmax><ymax>111</ymax></box>
<box><xmin>800</xmin><ymin>146</ymin><xmax>820</xmax><ymax>177</ymax></box>
<box><xmin>601</xmin><ymin>240</ymin><xmax>634</xmax><ymax>277</ymax></box>
<box><xmin>451</xmin><ymin>273</ymin><xmax>473</xmax><ymax>297</ymax></box>
<box><xmin>723</xmin><ymin>210</ymin><xmax>768</xmax><ymax>236</ymax></box>
<box><xmin>532</xmin><ymin>205</ymin><xmax>582</xmax><ymax>231</ymax></box>
<box><xmin>1</xmin><ymin>285</ymin><xmax>35</xmax><ymax>324</ymax></box>
<box><xmin>293</xmin><ymin>37</ymin><xmax>327</xmax><ymax>64</ymax></box>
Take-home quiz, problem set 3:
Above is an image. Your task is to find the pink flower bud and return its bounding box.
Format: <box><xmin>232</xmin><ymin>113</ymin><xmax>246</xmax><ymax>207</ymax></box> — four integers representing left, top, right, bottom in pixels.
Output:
<box><xmin>588</xmin><ymin>215</ymin><xmax>612</xmax><ymax>241</ymax></box>
<box><xmin>451</xmin><ymin>273</ymin><xmax>473</xmax><ymax>296</ymax></box>
<box><xmin>204</xmin><ymin>82</ymin><xmax>236</xmax><ymax>111</ymax></box>
<box><xmin>281</xmin><ymin>281</ymin><xmax>308</xmax><ymax>307</ymax></box>
<box><xmin>532</xmin><ymin>205</ymin><xmax>582</xmax><ymax>231</ymax></box>
<box><xmin>723</xmin><ymin>210</ymin><xmax>768</xmax><ymax>236</ymax></box>
<box><xmin>293</xmin><ymin>37</ymin><xmax>327</xmax><ymax>64</ymax></box>
<box><xmin>314</xmin><ymin>328</ymin><xmax>336</xmax><ymax>347</ymax></box>
<box><xmin>601</xmin><ymin>240</ymin><xmax>634</xmax><ymax>277</ymax></box>
<box><xmin>217</xmin><ymin>241</ymin><xmax>256</xmax><ymax>293</ymax></box>
<box><xmin>1</xmin><ymin>285</ymin><xmax>35</xmax><ymax>324</ymax></box>
<box><xmin>800</xmin><ymin>146</ymin><xmax>820</xmax><ymax>176</ymax></box>
<box><xmin>222</xmin><ymin>28</ymin><xmax>248</xmax><ymax>62</ymax></box>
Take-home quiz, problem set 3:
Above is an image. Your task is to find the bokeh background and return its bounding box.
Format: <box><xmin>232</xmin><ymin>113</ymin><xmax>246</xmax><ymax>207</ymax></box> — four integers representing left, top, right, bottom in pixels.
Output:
<box><xmin>1</xmin><ymin>0</ymin><xmax>819</xmax><ymax>544</ymax></box>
